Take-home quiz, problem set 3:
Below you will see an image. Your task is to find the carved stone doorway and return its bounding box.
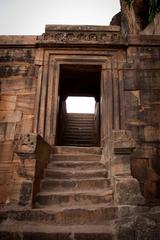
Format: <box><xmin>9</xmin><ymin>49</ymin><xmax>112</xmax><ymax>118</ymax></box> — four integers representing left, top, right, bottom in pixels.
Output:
<box><xmin>56</xmin><ymin>64</ymin><xmax>101</xmax><ymax>147</ymax></box>
<box><xmin>35</xmin><ymin>49</ymin><xmax>124</xmax><ymax>147</ymax></box>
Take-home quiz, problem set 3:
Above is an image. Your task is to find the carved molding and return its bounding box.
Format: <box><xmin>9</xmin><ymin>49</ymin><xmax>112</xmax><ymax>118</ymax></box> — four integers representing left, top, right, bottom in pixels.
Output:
<box><xmin>14</xmin><ymin>133</ymin><xmax>37</xmax><ymax>155</ymax></box>
<box><xmin>37</xmin><ymin>31</ymin><xmax>123</xmax><ymax>44</ymax></box>
<box><xmin>112</xmin><ymin>130</ymin><xmax>136</xmax><ymax>154</ymax></box>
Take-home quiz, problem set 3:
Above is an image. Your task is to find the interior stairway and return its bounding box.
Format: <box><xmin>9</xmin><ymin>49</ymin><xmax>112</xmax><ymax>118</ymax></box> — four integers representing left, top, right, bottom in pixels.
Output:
<box><xmin>62</xmin><ymin>113</ymin><xmax>98</xmax><ymax>147</ymax></box>
<box><xmin>0</xmin><ymin>146</ymin><xmax>117</xmax><ymax>239</ymax></box>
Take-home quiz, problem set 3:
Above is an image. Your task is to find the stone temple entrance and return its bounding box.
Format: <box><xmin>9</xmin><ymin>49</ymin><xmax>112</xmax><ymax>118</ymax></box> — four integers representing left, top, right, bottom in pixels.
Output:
<box><xmin>57</xmin><ymin>64</ymin><xmax>101</xmax><ymax>147</ymax></box>
<box><xmin>3</xmin><ymin>17</ymin><xmax>160</xmax><ymax>237</ymax></box>
<box><xmin>1</xmin><ymin>0</ymin><xmax>160</xmax><ymax>237</ymax></box>
<box><xmin>34</xmin><ymin>25</ymin><xmax>126</xmax><ymax>148</ymax></box>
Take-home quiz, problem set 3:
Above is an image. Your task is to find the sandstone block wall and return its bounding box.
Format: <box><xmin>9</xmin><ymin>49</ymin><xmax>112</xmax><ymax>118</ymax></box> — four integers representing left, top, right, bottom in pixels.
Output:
<box><xmin>124</xmin><ymin>44</ymin><xmax>160</xmax><ymax>200</ymax></box>
<box><xmin>0</xmin><ymin>28</ymin><xmax>160</xmax><ymax>205</ymax></box>
<box><xmin>0</xmin><ymin>37</ymin><xmax>37</xmax><ymax>204</ymax></box>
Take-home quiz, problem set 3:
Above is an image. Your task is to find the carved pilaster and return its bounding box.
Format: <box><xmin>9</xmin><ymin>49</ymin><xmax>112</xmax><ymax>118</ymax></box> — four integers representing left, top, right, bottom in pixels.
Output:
<box><xmin>111</xmin><ymin>130</ymin><xmax>144</xmax><ymax>205</ymax></box>
<box><xmin>9</xmin><ymin>134</ymin><xmax>52</xmax><ymax>208</ymax></box>
<box><xmin>14</xmin><ymin>133</ymin><xmax>37</xmax><ymax>156</ymax></box>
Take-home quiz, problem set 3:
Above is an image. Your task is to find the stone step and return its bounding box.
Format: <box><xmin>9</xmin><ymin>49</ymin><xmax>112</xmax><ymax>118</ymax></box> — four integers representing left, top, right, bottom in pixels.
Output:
<box><xmin>64</xmin><ymin>132</ymin><xmax>96</xmax><ymax>136</ymax></box>
<box><xmin>63</xmin><ymin>138</ymin><xmax>97</xmax><ymax>141</ymax></box>
<box><xmin>64</xmin><ymin>126</ymin><xmax>96</xmax><ymax>131</ymax></box>
<box><xmin>64</xmin><ymin>131</ymin><xmax>96</xmax><ymax>135</ymax></box>
<box><xmin>62</xmin><ymin>143</ymin><xmax>98</xmax><ymax>147</ymax></box>
<box><xmin>63</xmin><ymin>138</ymin><xmax>97</xmax><ymax>142</ymax></box>
<box><xmin>67</xmin><ymin>117</ymin><xmax>94</xmax><ymax>120</ymax></box>
<box><xmin>63</xmin><ymin>140</ymin><xmax>97</xmax><ymax>145</ymax></box>
<box><xmin>35</xmin><ymin>190</ymin><xmax>113</xmax><ymax>207</ymax></box>
<box><xmin>0</xmin><ymin>223</ymin><xmax>115</xmax><ymax>240</ymax></box>
<box><xmin>66</xmin><ymin>121</ymin><xmax>95</xmax><ymax>126</ymax></box>
<box><xmin>44</xmin><ymin>169</ymin><xmax>107</xmax><ymax>179</ymax></box>
<box><xmin>66</xmin><ymin>117</ymin><xmax>95</xmax><ymax>121</ymax></box>
<box><xmin>67</xmin><ymin>119</ymin><xmax>95</xmax><ymax>123</ymax></box>
<box><xmin>50</xmin><ymin>154</ymin><xmax>101</xmax><ymax>161</ymax></box>
<box><xmin>63</xmin><ymin>139</ymin><xmax>97</xmax><ymax>142</ymax></box>
<box><xmin>63</xmin><ymin>141</ymin><xmax>97</xmax><ymax>146</ymax></box>
<box><xmin>52</xmin><ymin>146</ymin><xmax>103</xmax><ymax>155</ymax></box>
<box><xmin>41</xmin><ymin>178</ymin><xmax>110</xmax><ymax>192</ymax></box>
<box><xmin>67</xmin><ymin>113</ymin><xmax>95</xmax><ymax>118</ymax></box>
<box><xmin>47</xmin><ymin>160</ymin><xmax>104</xmax><ymax>170</ymax></box>
<box><xmin>0</xmin><ymin>205</ymin><xmax>118</xmax><ymax>225</ymax></box>
<box><xmin>63</xmin><ymin>134</ymin><xmax>96</xmax><ymax>139</ymax></box>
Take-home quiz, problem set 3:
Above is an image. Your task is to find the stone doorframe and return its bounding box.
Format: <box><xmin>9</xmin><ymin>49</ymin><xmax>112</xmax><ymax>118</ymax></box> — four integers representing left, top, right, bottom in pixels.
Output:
<box><xmin>34</xmin><ymin>48</ymin><xmax>126</xmax><ymax>146</ymax></box>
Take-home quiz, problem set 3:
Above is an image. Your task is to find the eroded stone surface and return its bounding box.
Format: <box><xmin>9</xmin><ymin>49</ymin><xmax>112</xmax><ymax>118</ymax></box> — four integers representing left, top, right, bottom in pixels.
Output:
<box><xmin>0</xmin><ymin>1</ymin><xmax>160</xmax><ymax>238</ymax></box>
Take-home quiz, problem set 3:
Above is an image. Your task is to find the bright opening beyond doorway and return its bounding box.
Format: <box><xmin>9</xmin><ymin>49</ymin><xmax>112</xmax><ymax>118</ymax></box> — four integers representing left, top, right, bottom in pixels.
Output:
<box><xmin>66</xmin><ymin>97</ymin><xmax>95</xmax><ymax>113</ymax></box>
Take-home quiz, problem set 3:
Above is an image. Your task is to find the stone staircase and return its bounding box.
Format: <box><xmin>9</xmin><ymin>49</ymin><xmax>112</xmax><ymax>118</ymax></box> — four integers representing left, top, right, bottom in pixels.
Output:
<box><xmin>35</xmin><ymin>146</ymin><xmax>112</xmax><ymax>209</ymax></box>
<box><xmin>0</xmin><ymin>146</ymin><xmax>118</xmax><ymax>239</ymax></box>
<box><xmin>62</xmin><ymin>113</ymin><xmax>98</xmax><ymax>147</ymax></box>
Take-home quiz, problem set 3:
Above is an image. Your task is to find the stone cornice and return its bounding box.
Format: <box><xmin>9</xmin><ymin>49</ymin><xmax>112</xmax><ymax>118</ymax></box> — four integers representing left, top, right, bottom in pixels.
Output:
<box><xmin>45</xmin><ymin>25</ymin><xmax>121</xmax><ymax>32</ymax></box>
<box><xmin>37</xmin><ymin>24</ymin><xmax>125</xmax><ymax>46</ymax></box>
<box><xmin>0</xmin><ymin>36</ymin><xmax>37</xmax><ymax>47</ymax></box>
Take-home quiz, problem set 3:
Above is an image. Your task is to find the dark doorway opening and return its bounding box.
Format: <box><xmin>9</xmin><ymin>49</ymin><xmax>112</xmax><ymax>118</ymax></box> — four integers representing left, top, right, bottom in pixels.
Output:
<box><xmin>57</xmin><ymin>64</ymin><xmax>101</xmax><ymax>147</ymax></box>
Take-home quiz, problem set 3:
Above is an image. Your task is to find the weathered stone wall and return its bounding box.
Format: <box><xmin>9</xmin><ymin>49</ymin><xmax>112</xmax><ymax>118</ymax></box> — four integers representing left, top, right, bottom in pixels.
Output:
<box><xmin>11</xmin><ymin>134</ymin><xmax>52</xmax><ymax>207</ymax></box>
<box><xmin>0</xmin><ymin>36</ymin><xmax>37</xmax><ymax>204</ymax></box>
<box><xmin>124</xmin><ymin>43</ymin><xmax>160</xmax><ymax>200</ymax></box>
<box><xmin>0</xmin><ymin>25</ymin><xmax>160</xmax><ymax>205</ymax></box>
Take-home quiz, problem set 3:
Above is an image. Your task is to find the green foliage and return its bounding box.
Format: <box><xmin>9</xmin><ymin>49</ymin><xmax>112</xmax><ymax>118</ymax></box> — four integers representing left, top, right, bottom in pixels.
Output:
<box><xmin>124</xmin><ymin>0</ymin><xmax>132</xmax><ymax>7</ymax></box>
<box><xmin>124</xmin><ymin>0</ymin><xmax>160</xmax><ymax>22</ymax></box>
<box><xmin>148</xmin><ymin>0</ymin><xmax>160</xmax><ymax>22</ymax></box>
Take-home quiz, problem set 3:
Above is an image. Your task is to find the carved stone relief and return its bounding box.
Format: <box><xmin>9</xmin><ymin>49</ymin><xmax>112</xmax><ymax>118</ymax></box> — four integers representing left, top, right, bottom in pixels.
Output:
<box><xmin>37</xmin><ymin>31</ymin><xmax>122</xmax><ymax>43</ymax></box>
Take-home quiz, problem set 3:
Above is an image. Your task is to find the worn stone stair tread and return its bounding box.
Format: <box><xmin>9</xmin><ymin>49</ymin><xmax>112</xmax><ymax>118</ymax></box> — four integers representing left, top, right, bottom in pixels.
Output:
<box><xmin>0</xmin><ymin>203</ymin><xmax>117</xmax><ymax>212</ymax></box>
<box><xmin>64</xmin><ymin>142</ymin><xmax>97</xmax><ymax>147</ymax></box>
<box><xmin>41</xmin><ymin>177</ymin><xmax>110</xmax><ymax>191</ymax></box>
<box><xmin>35</xmin><ymin>190</ymin><xmax>113</xmax><ymax>207</ymax></box>
<box><xmin>66</xmin><ymin>114</ymin><xmax>94</xmax><ymax>117</ymax></box>
<box><xmin>43</xmin><ymin>176</ymin><xmax>108</xmax><ymax>181</ymax></box>
<box><xmin>63</xmin><ymin>139</ymin><xmax>97</xmax><ymax>142</ymax></box>
<box><xmin>50</xmin><ymin>155</ymin><xmax>101</xmax><ymax>162</ymax></box>
<box><xmin>67</xmin><ymin>113</ymin><xmax>95</xmax><ymax>117</ymax></box>
<box><xmin>36</xmin><ymin>189</ymin><xmax>113</xmax><ymax>196</ymax></box>
<box><xmin>65</xmin><ymin>123</ymin><xmax>95</xmax><ymax>127</ymax></box>
<box><xmin>52</xmin><ymin>146</ymin><xmax>103</xmax><ymax>155</ymax></box>
<box><xmin>64</xmin><ymin>130</ymin><xmax>96</xmax><ymax>134</ymax></box>
<box><xmin>46</xmin><ymin>166</ymin><xmax>105</xmax><ymax>172</ymax></box>
<box><xmin>63</xmin><ymin>136</ymin><xmax>96</xmax><ymax>138</ymax></box>
<box><xmin>48</xmin><ymin>160</ymin><xmax>103</xmax><ymax>165</ymax></box>
<box><xmin>64</xmin><ymin>127</ymin><xmax>97</xmax><ymax>131</ymax></box>
<box><xmin>63</xmin><ymin>142</ymin><xmax>97</xmax><ymax>146</ymax></box>
<box><xmin>0</xmin><ymin>222</ymin><xmax>115</xmax><ymax>234</ymax></box>
<box><xmin>66</xmin><ymin>124</ymin><xmax>95</xmax><ymax>127</ymax></box>
<box><xmin>45</xmin><ymin>169</ymin><xmax>106</xmax><ymax>173</ymax></box>
<box><xmin>64</xmin><ymin>127</ymin><xmax>96</xmax><ymax>131</ymax></box>
<box><xmin>34</xmin><ymin>203</ymin><xmax>116</xmax><ymax>211</ymax></box>
<box><xmin>44</xmin><ymin>168</ymin><xmax>107</xmax><ymax>179</ymax></box>
<box><xmin>65</xmin><ymin>118</ymin><xmax>95</xmax><ymax>121</ymax></box>
<box><xmin>0</xmin><ymin>205</ymin><xmax>118</xmax><ymax>225</ymax></box>
<box><xmin>63</xmin><ymin>140</ymin><xmax>97</xmax><ymax>143</ymax></box>
<box><xmin>66</xmin><ymin>118</ymin><xmax>94</xmax><ymax>120</ymax></box>
<box><xmin>63</xmin><ymin>135</ymin><xmax>97</xmax><ymax>139</ymax></box>
<box><xmin>47</xmin><ymin>161</ymin><xmax>104</xmax><ymax>169</ymax></box>
<box><xmin>47</xmin><ymin>167</ymin><xmax>105</xmax><ymax>171</ymax></box>
<box><xmin>41</xmin><ymin>177</ymin><xmax>110</xmax><ymax>185</ymax></box>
